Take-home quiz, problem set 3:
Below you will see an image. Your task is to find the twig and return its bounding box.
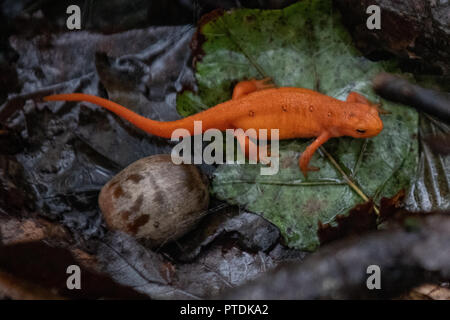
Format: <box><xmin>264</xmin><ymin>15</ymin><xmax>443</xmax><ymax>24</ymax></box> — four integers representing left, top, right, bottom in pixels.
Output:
<box><xmin>373</xmin><ymin>73</ymin><xmax>450</xmax><ymax>122</ymax></box>
<box><xmin>220</xmin><ymin>214</ymin><xmax>450</xmax><ymax>299</ymax></box>
<box><xmin>320</xmin><ymin>146</ymin><xmax>380</xmax><ymax>215</ymax></box>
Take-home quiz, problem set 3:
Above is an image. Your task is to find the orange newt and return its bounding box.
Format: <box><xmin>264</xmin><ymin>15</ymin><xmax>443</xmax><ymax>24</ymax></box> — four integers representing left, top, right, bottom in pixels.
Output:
<box><xmin>44</xmin><ymin>78</ymin><xmax>384</xmax><ymax>177</ymax></box>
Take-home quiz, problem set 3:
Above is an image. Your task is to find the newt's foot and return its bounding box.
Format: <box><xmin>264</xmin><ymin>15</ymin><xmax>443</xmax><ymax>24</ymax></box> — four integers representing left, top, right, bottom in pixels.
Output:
<box><xmin>372</xmin><ymin>103</ymin><xmax>391</xmax><ymax>115</ymax></box>
<box><xmin>253</xmin><ymin>77</ymin><xmax>275</xmax><ymax>90</ymax></box>
<box><xmin>232</xmin><ymin>77</ymin><xmax>275</xmax><ymax>99</ymax></box>
<box><xmin>300</xmin><ymin>166</ymin><xmax>320</xmax><ymax>178</ymax></box>
<box><xmin>299</xmin><ymin>153</ymin><xmax>321</xmax><ymax>178</ymax></box>
<box><xmin>346</xmin><ymin>91</ymin><xmax>390</xmax><ymax>114</ymax></box>
<box><xmin>250</xmin><ymin>152</ymin><xmax>272</xmax><ymax>165</ymax></box>
<box><xmin>260</xmin><ymin>155</ymin><xmax>272</xmax><ymax>166</ymax></box>
<box><xmin>246</xmin><ymin>141</ymin><xmax>273</xmax><ymax>165</ymax></box>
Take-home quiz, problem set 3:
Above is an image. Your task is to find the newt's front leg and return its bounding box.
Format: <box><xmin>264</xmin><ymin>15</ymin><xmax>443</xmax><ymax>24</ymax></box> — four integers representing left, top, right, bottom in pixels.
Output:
<box><xmin>299</xmin><ymin>131</ymin><xmax>331</xmax><ymax>178</ymax></box>
<box><xmin>346</xmin><ymin>91</ymin><xmax>389</xmax><ymax>114</ymax></box>
<box><xmin>346</xmin><ymin>91</ymin><xmax>373</xmax><ymax>105</ymax></box>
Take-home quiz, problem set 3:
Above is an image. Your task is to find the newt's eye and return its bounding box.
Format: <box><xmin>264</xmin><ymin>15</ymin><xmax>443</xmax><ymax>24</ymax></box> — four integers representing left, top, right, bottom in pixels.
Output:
<box><xmin>356</xmin><ymin>129</ymin><xmax>366</xmax><ymax>134</ymax></box>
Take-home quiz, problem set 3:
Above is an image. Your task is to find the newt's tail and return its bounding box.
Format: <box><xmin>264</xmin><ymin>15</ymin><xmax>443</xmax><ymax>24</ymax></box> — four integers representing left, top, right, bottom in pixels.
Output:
<box><xmin>44</xmin><ymin>93</ymin><xmax>201</xmax><ymax>139</ymax></box>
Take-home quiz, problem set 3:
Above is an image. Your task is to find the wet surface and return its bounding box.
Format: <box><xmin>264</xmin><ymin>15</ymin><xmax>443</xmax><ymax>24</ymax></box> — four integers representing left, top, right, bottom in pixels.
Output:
<box><xmin>0</xmin><ymin>0</ymin><xmax>309</xmax><ymax>299</ymax></box>
<box><xmin>0</xmin><ymin>0</ymin><xmax>447</xmax><ymax>299</ymax></box>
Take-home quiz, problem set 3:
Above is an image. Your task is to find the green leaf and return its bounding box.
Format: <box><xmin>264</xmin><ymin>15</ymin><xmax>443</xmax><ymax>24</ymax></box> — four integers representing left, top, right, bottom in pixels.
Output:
<box><xmin>177</xmin><ymin>0</ymin><xmax>419</xmax><ymax>250</ymax></box>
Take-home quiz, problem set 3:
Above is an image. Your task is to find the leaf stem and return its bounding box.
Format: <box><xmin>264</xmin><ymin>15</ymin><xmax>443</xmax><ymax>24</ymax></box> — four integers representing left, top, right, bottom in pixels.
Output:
<box><xmin>352</xmin><ymin>139</ymin><xmax>368</xmax><ymax>178</ymax></box>
<box><xmin>216</xmin><ymin>179</ymin><xmax>345</xmax><ymax>186</ymax></box>
<box><xmin>320</xmin><ymin>146</ymin><xmax>380</xmax><ymax>215</ymax></box>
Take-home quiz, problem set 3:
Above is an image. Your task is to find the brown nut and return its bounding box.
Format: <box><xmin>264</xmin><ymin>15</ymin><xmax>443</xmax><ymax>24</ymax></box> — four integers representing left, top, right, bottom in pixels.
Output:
<box><xmin>99</xmin><ymin>154</ymin><xmax>209</xmax><ymax>246</ymax></box>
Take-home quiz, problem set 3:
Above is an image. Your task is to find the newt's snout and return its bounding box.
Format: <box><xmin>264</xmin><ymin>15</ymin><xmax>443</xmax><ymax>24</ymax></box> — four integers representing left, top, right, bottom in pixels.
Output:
<box><xmin>343</xmin><ymin>104</ymin><xmax>384</xmax><ymax>139</ymax></box>
<box><xmin>354</xmin><ymin>113</ymin><xmax>383</xmax><ymax>138</ymax></box>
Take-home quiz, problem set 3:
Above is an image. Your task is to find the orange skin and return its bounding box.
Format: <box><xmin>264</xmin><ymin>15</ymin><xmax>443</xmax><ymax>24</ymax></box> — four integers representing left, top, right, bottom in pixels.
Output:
<box><xmin>44</xmin><ymin>78</ymin><xmax>384</xmax><ymax>177</ymax></box>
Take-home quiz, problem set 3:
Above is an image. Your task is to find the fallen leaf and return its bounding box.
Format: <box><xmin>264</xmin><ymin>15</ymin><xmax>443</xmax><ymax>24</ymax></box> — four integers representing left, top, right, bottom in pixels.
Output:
<box><xmin>399</xmin><ymin>283</ymin><xmax>450</xmax><ymax>300</ymax></box>
<box><xmin>318</xmin><ymin>200</ymin><xmax>377</xmax><ymax>245</ymax></box>
<box><xmin>0</xmin><ymin>241</ymin><xmax>149</xmax><ymax>299</ymax></box>
<box><xmin>177</xmin><ymin>0</ymin><xmax>419</xmax><ymax>250</ymax></box>
<box><xmin>166</xmin><ymin>203</ymin><xmax>281</xmax><ymax>262</ymax></box>
<box><xmin>0</xmin><ymin>215</ymin><xmax>70</xmax><ymax>245</ymax></box>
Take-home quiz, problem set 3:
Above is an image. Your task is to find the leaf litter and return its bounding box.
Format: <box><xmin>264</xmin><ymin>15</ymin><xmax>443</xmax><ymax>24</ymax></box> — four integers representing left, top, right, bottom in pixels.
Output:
<box><xmin>0</xmin><ymin>0</ymin><xmax>448</xmax><ymax>299</ymax></box>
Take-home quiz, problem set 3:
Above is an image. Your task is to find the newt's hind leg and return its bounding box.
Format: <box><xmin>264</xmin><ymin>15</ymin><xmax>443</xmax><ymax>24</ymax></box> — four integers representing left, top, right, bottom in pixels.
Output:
<box><xmin>232</xmin><ymin>78</ymin><xmax>275</xmax><ymax>100</ymax></box>
<box><xmin>234</xmin><ymin>130</ymin><xmax>271</xmax><ymax>165</ymax></box>
<box><xmin>299</xmin><ymin>132</ymin><xmax>331</xmax><ymax>178</ymax></box>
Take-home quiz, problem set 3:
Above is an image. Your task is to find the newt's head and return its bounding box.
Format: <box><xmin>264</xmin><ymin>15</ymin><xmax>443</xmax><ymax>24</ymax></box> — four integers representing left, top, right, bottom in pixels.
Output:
<box><xmin>340</xmin><ymin>103</ymin><xmax>384</xmax><ymax>138</ymax></box>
